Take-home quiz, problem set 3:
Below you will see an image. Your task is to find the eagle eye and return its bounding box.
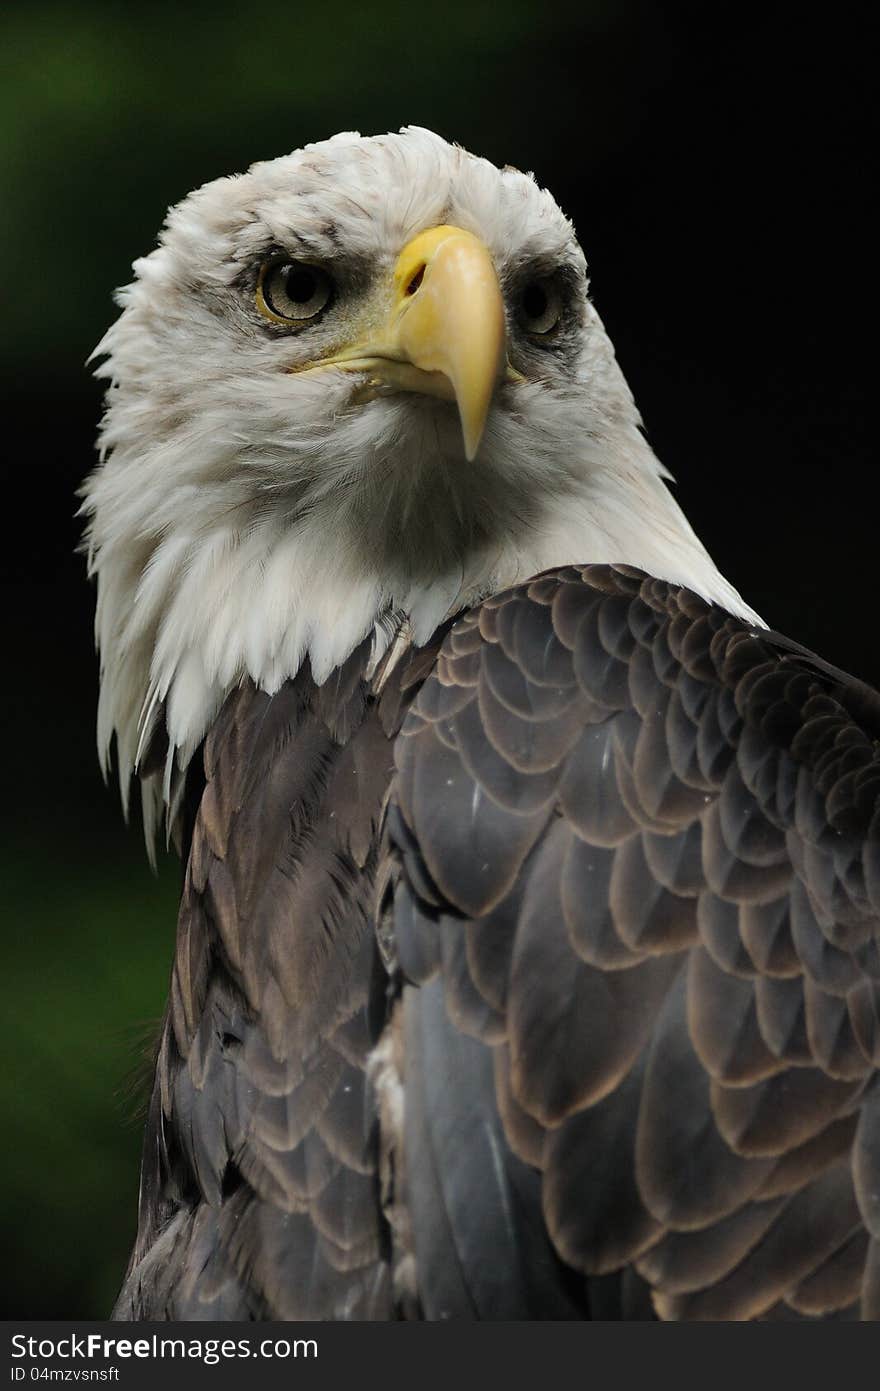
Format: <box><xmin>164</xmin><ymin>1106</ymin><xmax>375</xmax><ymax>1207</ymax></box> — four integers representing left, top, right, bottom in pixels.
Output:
<box><xmin>517</xmin><ymin>278</ymin><xmax>563</xmax><ymax>336</ymax></box>
<box><xmin>257</xmin><ymin>259</ymin><xmax>334</xmax><ymax>325</ymax></box>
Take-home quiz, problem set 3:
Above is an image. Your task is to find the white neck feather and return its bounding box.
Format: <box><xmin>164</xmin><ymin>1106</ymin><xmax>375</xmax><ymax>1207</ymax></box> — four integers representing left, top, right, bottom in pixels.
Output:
<box><xmin>84</xmin><ymin>383</ymin><xmax>760</xmax><ymax>857</ymax></box>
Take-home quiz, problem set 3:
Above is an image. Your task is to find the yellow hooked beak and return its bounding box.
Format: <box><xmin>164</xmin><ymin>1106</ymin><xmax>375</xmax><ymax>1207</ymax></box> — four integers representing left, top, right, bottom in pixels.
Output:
<box><xmin>298</xmin><ymin>225</ymin><xmax>509</xmax><ymax>461</ymax></box>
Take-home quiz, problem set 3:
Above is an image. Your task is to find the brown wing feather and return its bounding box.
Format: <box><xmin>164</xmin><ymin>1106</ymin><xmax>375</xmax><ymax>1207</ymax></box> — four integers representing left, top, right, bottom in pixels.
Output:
<box><xmin>388</xmin><ymin>563</ymin><xmax>880</xmax><ymax>1320</ymax></box>
<box><xmin>115</xmin><ymin>633</ymin><xmax>443</xmax><ymax>1320</ymax></box>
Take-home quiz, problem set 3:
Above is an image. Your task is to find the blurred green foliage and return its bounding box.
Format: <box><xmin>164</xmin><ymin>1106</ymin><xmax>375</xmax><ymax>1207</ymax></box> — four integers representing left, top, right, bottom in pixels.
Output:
<box><xmin>3</xmin><ymin>839</ymin><xmax>178</xmax><ymax>1316</ymax></box>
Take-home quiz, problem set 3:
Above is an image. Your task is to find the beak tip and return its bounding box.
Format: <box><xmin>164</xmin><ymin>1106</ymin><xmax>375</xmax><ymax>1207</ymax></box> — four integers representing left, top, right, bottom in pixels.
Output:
<box><xmin>461</xmin><ymin>420</ymin><xmax>485</xmax><ymax>462</ymax></box>
<box><xmin>457</xmin><ymin>375</ymin><xmax>497</xmax><ymax>462</ymax></box>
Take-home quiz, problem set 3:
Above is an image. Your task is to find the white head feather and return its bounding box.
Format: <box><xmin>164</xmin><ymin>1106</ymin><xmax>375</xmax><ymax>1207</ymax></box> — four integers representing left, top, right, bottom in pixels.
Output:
<box><xmin>81</xmin><ymin>126</ymin><xmax>761</xmax><ymax>849</ymax></box>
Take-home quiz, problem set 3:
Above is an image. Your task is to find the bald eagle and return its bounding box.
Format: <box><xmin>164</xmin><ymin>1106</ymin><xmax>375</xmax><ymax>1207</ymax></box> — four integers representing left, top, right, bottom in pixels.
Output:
<box><xmin>82</xmin><ymin>128</ymin><xmax>880</xmax><ymax>1321</ymax></box>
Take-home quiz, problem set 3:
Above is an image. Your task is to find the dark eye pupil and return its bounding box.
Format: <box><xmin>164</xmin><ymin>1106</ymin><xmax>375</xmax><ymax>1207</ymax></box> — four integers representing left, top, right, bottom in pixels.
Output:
<box><xmin>286</xmin><ymin>267</ymin><xmax>317</xmax><ymax>303</ymax></box>
<box><xmin>522</xmin><ymin>283</ymin><xmax>548</xmax><ymax>321</ymax></box>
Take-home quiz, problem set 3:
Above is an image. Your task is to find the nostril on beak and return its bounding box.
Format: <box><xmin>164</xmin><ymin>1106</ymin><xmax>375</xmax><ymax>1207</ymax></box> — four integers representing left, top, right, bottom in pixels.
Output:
<box><xmin>405</xmin><ymin>264</ymin><xmax>426</xmax><ymax>296</ymax></box>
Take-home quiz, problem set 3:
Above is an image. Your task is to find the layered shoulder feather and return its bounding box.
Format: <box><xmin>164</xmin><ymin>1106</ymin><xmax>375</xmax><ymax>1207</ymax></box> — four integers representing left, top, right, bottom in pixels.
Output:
<box><xmin>385</xmin><ymin>564</ymin><xmax>880</xmax><ymax>1320</ymax></box>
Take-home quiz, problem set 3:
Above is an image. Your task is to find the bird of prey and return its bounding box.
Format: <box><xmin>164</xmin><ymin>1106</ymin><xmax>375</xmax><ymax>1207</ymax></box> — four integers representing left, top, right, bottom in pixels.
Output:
<box><xmin>82</xmin><ymin>127</ymin><xmax>880</xmax><ymax>1321</ymax></box>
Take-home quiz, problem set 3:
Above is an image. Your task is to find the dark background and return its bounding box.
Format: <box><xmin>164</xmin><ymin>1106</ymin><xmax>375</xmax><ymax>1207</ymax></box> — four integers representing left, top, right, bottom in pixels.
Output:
<box><xmin>1</xmin><ymin>0</ymin><xmax>873</xmax><ymax>1318</ymax></box>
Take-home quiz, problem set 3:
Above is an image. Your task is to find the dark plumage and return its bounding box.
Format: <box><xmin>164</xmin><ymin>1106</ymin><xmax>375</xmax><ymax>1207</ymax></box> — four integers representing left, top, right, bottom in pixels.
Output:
<box><xmin>117</xmin><ymin>565</ymin><xmax>880</xmax><ymax>1321</ymax></box>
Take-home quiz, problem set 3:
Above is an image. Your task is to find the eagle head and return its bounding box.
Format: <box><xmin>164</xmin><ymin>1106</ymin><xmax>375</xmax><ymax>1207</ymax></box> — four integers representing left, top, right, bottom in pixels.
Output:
<box><xmin>81</xmin><ymin>126</ymin><xmax>756</xmax><ymax>843</ymax></box>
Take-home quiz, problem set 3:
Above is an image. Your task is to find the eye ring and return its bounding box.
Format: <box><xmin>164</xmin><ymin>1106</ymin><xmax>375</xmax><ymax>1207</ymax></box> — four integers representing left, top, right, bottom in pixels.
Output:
<box><xmin>256</xmin><ymin>258</ymin><xmax>334</xmax><ymax>325</ymax></box>
<box><xmin>517</xmin><ymin>277</ymin><xmax>563</xmax><ymax>336</ymax></box>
